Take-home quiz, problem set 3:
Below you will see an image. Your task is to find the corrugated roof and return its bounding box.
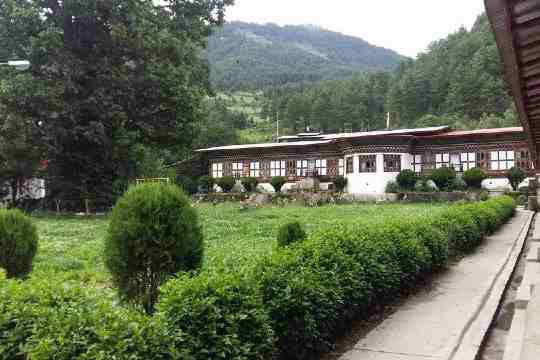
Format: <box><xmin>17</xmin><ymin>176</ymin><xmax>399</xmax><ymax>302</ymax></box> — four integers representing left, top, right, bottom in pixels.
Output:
<box><xmin>322</xmin><ymin>126</ymin><xmax>450</xmax><ymax>140</ymax></box>
<box><xmin>424</xmin><ymin>127</ymin><xmax>524</xmax><ymax>138</ymax></box>
<box><xmin>196</xmin><ymin>140</ymin><xmax>334</xmax><ymax>152</ymax></box>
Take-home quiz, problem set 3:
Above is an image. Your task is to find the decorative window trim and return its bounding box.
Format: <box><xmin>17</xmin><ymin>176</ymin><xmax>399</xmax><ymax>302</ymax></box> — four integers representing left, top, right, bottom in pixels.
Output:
<box><xmin>338</xmin><ymin>159</ymin><xmax>345</xmax><ymax>176</ymax></box>
<box><xmin>435</xmin><ymin>153</ymin><xmax>450</xmax><ymax>169</ymax></box>
<box><xmin>359</xmin><ymin>155</ymin><xmax>377</xmax><ymax>173</ymax></box>
<box><xmin>232</xmin><ymin>162</ymin><xmax>243</xmax><ymax>179</ymax></box>
<box><xmin>296</xmin><ymin>160</ymin><xmax>309</xmax><ymax>177</ymax></box>
<box><xmin>460</xmin><ymin>153</ymin><xmax>477</xmax><ymax>172</ymax></box>
<box><xmin>383</xmin><ymin>154</ymin><xmax>401</xmax><ymax>173</ymax></box>
<box><xmin>250</xmin><ymin>161</ymin><xmax>260</xmax><ymax>178</ymax></box>
<box><xmin>490</xmin><ymin>151</ymin><xmax>515</xmax><ymax>171</ymax></box>
<box><xmin>346</xmin><ymin>157</ymin><xmax>354</xmax><ymax>174</ymax></box>
<box><xmin>412</xmin><ymin>155</ymin><xmax>423</xmax><ymax>173</ymax></box>
<box><xmin>212</xmin><ymin>163</ymin><xmax>223</xmax><ymax>178</ymax></box>
<box><xmin>271</xmin><ymin>160</ymin><xmax>286</xmax><ymax>177</ymax></box>
<box><xmin>315</xmin><ymin>159</ymin><xmax>327</xmax><ymax>176</ymax></box>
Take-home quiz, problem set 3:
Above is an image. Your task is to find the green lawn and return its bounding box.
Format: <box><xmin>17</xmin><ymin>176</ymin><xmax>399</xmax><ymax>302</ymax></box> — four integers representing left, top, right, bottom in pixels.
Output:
<box><xmin>31</xmin><ymin>202</ymin><xmax>450</xmax><ymax>293</ymax></box>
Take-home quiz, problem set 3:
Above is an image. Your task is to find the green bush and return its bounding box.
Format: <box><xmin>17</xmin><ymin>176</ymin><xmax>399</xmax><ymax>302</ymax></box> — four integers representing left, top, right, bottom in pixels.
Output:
<box><xmin>385</xmin><ymin>181</ymin><xmax>400</xmax><ymax>193</ymax></box>
<box><xmin>157</xmin><ymin>273</ymin><xmax>277</xmax><ymax>360</ymax></box>
<box><xmin>506</xmin><ymin>167</ymin><xmax>526</xmax><ymax>191</ymax></box>
<box><xmin>105</xmin><ymin>183</ymin><xmax>203</xmax><ymax>313</ymax></box>
<box><xmin>241</xmin><ymin>177</ymin><xmax>259</xmax><ymax>192</ymax></box>
<box><xmin>277</xmin><ymin>221</ymin><xmax>307</xmax><ymax>247</ymax></box>
<box><xmin>0</xmin><ymin>278</ymin><xmax>168</xmax><ymax>360</ymax></box>
<box><xmin>0</xmin><ymin>268</ymin><xmax>5</xmax><ymax>280</ymax></box>
<box><xmin>334</xmin><ymin>176</ymin><xmax>348</xmax><ymax>193</ymax></box>
<box><xmin>396</xmin><ymin>169</ymin><xmax>418</xmax><ymax>190</ymax></box>
<box><xmin>177</xmin><ymin>176</ymin><xmax>198</xmax><ymax>195</ymax></box>
<box><xmin>271</xmin><ymin>176</ymin><xmax>287</xmax><ymax>193</ymax></box>
<box><xmin>462</xmin><ymin>168</ymin><xmax>487</xmax><ymax>188</ymax></box>
<box><xmin>217</xmin><ymin>176</ymin><xmax>235</xmax><ymax>193</ymax></box>
<box><xmin>198</xmin><ymin>175</ymin><xmax>215</xmax><ymax>193</ymax></box>
<box><xmin>0</xmin><ymin>209</ymin><xmax>38</xmax><ymax>279</ymax></box>
<box><xmin>430</xmin><ymin>167</ymin><xmax>456</xmax><ymax>190</ymax></box>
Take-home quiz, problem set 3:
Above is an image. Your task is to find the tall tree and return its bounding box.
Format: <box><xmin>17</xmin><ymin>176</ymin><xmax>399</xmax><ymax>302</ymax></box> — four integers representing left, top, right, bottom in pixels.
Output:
<box><xmin>0</xmin><ymin>0</ymin><xmax>233</xmax><ymax>205</ymax></box>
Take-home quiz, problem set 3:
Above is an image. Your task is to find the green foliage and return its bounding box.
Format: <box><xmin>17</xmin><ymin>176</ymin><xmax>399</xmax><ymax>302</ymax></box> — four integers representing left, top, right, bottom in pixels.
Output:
<box><xmin>271</xmin><ymin>176</ymin><xmax>287</xmax><ymax>193</ymax></box>
<box><xmin>217</xmin><ymin>176</ymin><xmax>235</xmax><ymax>193</ymax></box>
<box><xmin>0</xmin><ymin>278</ymin><xmax>169</xmax><ymax>360</ymax></box>
<box><xmin>506</xmin><ymin>167</ymin><xmax>526</xmax><ymax>191</ymax></box>
<box><xmin>334</xmin><ymin>176</ymin><xmax>348</xmax><ymax>193</ymax></box>
<box><xmin>241</xmin><ymin>177</ymin><xmax>259</xmax><ymax>192</ymax></box>
<box><xmin>105</xmin><ymin>183</ymin><xmax>203</xmax><ymax>313</ymax></box>
<box><xmin>462</xmin><ymin>168</ymin><xmax>488</xmax><ymax>188</ymax></box>
<box><xmin>0</xmin><ymin>0</ymin><xmax>234</xmax><ymax>205</ymax></box>
<box><xmin>430</xmin><ymin>167</ymin><xmax>457</xmax><ymax>190</ymax></box>
<box><xmin>209</xmin><ymin>22</ymin><xmax>404</xmax><ymax>90</ymax></box>
<box><xmin>198</xmin><ymin>175</ymin><xmax>215</xmax><ymax>193</ymax></box>
<box><xmin>158</xmin><ymin>273</ymin><xmax>277</xmax><ymax>359</ymax></box>
<box><xmin>396</xmin><ymin>170</ymin><xmax>418</xmax><ymax>190</ymax></box>
<box><xmin>385</xmin><ymin>181</ymin><xmax>400</xmax><ymax>193</ymax></box>
<box><xmin>0</xmin><ymin>209</ymin><xmax>38</xmax><ymax>278</ymax></box>
<box><xmin>177</xmin><ymin>176</ymin><xmax>199</xmax><ymax>195</ymax></box>
<box><xmin>277</xmin><ymin>222</ymin><xmax>307</xmax><ymax>247</ymax></box>
<box><xmin>0</xmin><ymin>268</ymin><xmax>6</xmax><ymax>280</ymax></box>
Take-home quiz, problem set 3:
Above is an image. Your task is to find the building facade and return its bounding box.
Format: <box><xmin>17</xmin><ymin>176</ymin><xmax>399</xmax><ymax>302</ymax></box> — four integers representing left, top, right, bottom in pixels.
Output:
<box><xmin>194</xmin><ymin>126</ymin><xmax>533</xmax><ymax>194</ymax></box>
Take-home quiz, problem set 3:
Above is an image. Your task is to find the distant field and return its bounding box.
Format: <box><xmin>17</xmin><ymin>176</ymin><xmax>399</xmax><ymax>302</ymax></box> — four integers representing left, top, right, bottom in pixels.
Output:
<box><xmin>31</xmin><ymin>202</ymin><xmax>450</xmax><ymax>294</ymax></box>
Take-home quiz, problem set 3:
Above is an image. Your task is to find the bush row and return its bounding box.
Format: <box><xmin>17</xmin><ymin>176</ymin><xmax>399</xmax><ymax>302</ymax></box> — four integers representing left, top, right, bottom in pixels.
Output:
<box><xmin>1</xmin><ymin>197</ymin><xmax>516</xmax><ymax>360</ymax></box>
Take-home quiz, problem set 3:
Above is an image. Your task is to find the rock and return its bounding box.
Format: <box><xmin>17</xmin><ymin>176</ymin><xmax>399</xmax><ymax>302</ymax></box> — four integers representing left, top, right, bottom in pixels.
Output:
<box><xmin>232</xmin><ymin>181</ymin><xmax>246</xmax><ymax>193</ymax></box>
<box><xmin>425</xmin><ymin>180</ymin><xmax>439</xmax><ymax>191</ymax></box>
<box><xmin>281</xmin><ymin>182</ymin><xmax>299</xmax><ymax>193</ymax></box>
<box><xmin>256</xmin><ymin>183</ymin><xmax>275</xmax><ymax>193</ymax></box>
<box><xmin>213</xmin><ymin>184</ymin><xmax>223</xmax><ymax>193</ymax></box>
<box><xmin>298</xmin><ymin>177</ymin><xmax>320</xmax><ymax>191</ymax></box>
<box><xmin>247</xmin><ymin>193</ymin><xmax>271</xmax><ymax>206</ymax></box>
<box><xmin>414</xmin><ymin>180</ymin><xmax>425</xmax><ymax>192</ymax></box>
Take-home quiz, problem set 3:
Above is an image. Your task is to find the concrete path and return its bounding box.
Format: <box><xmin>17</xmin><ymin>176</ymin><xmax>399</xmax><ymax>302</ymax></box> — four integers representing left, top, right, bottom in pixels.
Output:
<box><xmin>340</xmin><ymin>209</ymin><xmax>534</xmax><ymax>360</ymax></box>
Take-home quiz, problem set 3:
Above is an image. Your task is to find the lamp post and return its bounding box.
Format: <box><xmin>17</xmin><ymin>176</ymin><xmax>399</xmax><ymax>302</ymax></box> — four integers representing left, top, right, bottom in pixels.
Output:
<box><xmin>0</xmin><ymin>60</ymin><xmax>30</xmax><ymax>71</ymax></box>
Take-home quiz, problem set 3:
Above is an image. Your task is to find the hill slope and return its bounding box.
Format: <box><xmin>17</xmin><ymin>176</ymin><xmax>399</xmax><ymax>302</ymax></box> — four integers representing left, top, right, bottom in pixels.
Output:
<box><xmin>208</xmin><ymin>22</ymin><xmax>407</xmax><ymax>90</ymax></box>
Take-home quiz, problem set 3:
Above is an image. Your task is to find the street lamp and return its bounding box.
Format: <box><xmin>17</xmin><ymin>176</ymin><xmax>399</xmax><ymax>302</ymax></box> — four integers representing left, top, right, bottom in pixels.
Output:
<box><xmin>0</xmin><ymin>60</ymin><xmax>30</xmax><ymax>71</ymax></box>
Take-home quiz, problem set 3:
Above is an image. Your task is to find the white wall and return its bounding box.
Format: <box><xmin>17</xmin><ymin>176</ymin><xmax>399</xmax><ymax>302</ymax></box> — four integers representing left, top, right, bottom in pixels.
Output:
<box><xmin>2</xmin><ymin>178</ymin><xmax>45</xmax><ymax>201</ymax></box>
<box><xmin>345</xmin><ymin>153</ymin><xmax>413</xmax><ymax>195</ymax></box>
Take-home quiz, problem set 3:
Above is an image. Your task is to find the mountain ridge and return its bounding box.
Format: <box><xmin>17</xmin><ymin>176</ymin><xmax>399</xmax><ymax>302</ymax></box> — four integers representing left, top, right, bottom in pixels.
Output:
<box><xmin>208</xmin><ymin>21</ymin><xmax>407</xmax><ymax>90</ymax></box>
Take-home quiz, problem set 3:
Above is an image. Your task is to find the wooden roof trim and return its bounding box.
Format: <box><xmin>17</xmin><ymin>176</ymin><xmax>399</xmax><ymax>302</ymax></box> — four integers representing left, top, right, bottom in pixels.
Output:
<box><xmin>485</xmin><ymin>0</ymin><xmax>539</xmax><ymax>166</ymax></box>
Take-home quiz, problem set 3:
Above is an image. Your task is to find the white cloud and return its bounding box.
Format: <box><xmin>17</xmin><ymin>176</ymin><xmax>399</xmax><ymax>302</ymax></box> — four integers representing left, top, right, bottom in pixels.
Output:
<box><xmin>226</xmin><ymin>0</ymin><xmax>486</xmax><ymax>58</ymax></box>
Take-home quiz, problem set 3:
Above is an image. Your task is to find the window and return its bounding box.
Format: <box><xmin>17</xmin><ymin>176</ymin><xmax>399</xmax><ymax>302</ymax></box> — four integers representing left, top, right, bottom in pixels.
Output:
<box><xmin>250</xmin><ymin>161</ymin><xmax>260</xmax><ymax>177</ymax></box>
<box><xmin>315</xmin><ymin>159</ymin><xmax>327</xmax><ymax>176</ymax></box>
<box><xmin>338</xmin><ymin>159</ymin><xmax>345</xmax><ymax>176</ymax></box>
<box><xmin>384</xmin><ymin>155</ymin><xmax>401</xmax><ymax>172</ymax></box>
<box><xmin>359</xmin><ymin>155</ymin><xmax>377</xmax><ymax>173</ymax></box>
<box><xmin>296</xmin><ymin>160</ymin><xmax>309</xmax><ymax>177</ymax></box>
<box><xmin>346</xmin><ymin>157</ymin><xmax>354</xmax><ymax>174</ymax></box>
<box><xmin>232</xmin><ymin>162</ymin><xmax>243</xmax><ymax>178</ymax></box>
<box><xmin>518</xmin><ymin>150</ymin><xmax>531</xmax><ymax>170</ymax></box>
<box><xmin>271</xmin><ymin>160</ymin><xmax>286</xmax><ymax>177</ymax></box>
<box><xmin>412</xmin><ymin>155</ymin><xmax>423</xmax><ymax>173</ymax></box>
<box><xmin>490</xmin><ymin>151</ymin><xmax>515</xmax><ymax>171</ymax></box>
<box><xmin>212</xmin><ymin>163</ymin><xmax>223</xmax><ymax>178</ymax></box>
<box><xmin>460</xmin><ymin>153</ymin><xmax>477</xmax><ymax>171</ymax></box>
<box><xmin>435</xmin><ymin>153</ymin><xmax>450</xmax><ymax>169</ymax></box>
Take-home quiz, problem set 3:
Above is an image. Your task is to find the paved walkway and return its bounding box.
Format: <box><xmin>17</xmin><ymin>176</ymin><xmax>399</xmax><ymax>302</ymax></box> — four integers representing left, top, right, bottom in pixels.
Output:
<box><xmin>340</xmin><ymin>209</ymin><xmax>534</xmax><ymax>360</ymax></box>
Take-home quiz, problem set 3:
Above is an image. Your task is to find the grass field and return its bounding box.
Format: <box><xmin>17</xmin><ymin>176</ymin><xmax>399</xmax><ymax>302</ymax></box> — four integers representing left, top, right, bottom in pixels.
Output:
<box><xmin>30</xmin><ymin>202</ymin><xmax>450</xmax><ymax>294</ymax></box>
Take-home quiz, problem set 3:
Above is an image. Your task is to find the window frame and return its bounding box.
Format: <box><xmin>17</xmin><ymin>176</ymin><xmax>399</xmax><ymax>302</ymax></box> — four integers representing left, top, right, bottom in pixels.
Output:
<box><xmin>358</xmin><ymin>155</ymin><xmax>377</xmax><ymax>173</ymax></box>
<box><xmin>346</xmin><ymin>157</ymin><xmax>354</xmax><ymax>174</ymax></box>
<box><xmin>490</xmin><ymin>150</ymin><xmax>515</xmax><ymax>171</ymax></box>
<box><xmin>212</xmin><ymin>163</ymin><xmax>223</xmax><ymax>178</ymax></box>
<box><xmin>296</xmin><ymin>160</ymin><xmax>309</xmax><ymax>177</ymax></box>
<box><xmin>232</xmin><ymin>162</ymin><xmax>243</xmax><ymax>179</ymax></box>
<box><xmin>435</xmin><ymin>153</ymin><xmax>450</xmax><ymax>169</ymax></box>
<box><xmin>270</xmin><ymin>160</ymin><xmax>287</xmax><ymax>177</ymax></box>
<box><xmin>383</xmin><ymin>154</ymin><xmax>401</xmax><ymax>173</ymax></box>
<box><xmin>250</xmin><ymin>161</ymin><xmax>260</xmax><ymax>178</ymax></box>
<box><xmin>315</xmin><ymin>159</ymin><xmax>327</xmax><ymax>176</ymax></box>
<box><xmin>412</xmin><ymin>154</ymin><xmax>423</xmax><ymax>173</ymax></box>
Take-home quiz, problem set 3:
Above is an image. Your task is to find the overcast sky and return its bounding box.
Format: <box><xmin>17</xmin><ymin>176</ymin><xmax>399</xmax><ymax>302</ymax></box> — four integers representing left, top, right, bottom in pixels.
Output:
<box><xmin>225</xmin><ymin>0</ymin><xmax>487</xmax><ymax>58</ymax></box>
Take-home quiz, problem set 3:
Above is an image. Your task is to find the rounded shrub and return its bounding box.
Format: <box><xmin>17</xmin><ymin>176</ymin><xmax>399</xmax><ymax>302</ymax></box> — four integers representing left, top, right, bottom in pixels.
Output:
<box><xmin>105</xmin><ymin>183</ymin><xmax>203</xmax><ymax>313</ymax></box>
<box><xmin>241</xmin><ymin>177</ymin><xmax>259</xmax><ymax>192</ymax></box>
<box><xmin>271</xmin><ymin>176</ymin><xmax>287</xmax><ymax>193</ymax></box>
<box><xmin>157</xmin><ymin>273</ymin><xmax>276</xmax><ymax>360</ymax></box>
<box><xmin>430</xmin><ymin>167</ymin><xmax>456</xmax><ymax>190</ymax></box>
<box><xmin>0</xmin><ymin>209</ymin><xmax>38</xmax><ymax>279</ymax></box>
<box><xmin>277</xmin><ymin>221</ymin><xmax>307</xmax><ymax>247</ymax></box>
<box><xmin>333</xmin><ymin>176</ymin><xmax>348</xmax><ymax>193</ymax></box>
<box><xmin>385</xmin><ymin>181</ymin><xmax>400</xmax><ymax>193</ymax></box>
<box><xmin>198</xmin><ymin>175</ymin><xmax>215</xmax><ymax>193</ymax></box>
<box><xmin>506</xmin><ymin>167</ymin><xmax>526</xmax><ymax>191</ymax></box>
<box><xmin>177</xmin><ymin>176</ymin><xmax>198</xmax><ymax>195</ymax></box>
<box><xmin>217</xmin><ymin>176</ymin><xmax>235</xmax><ymax>193</ymax></box>
<box><xmin>462</xmin><ymin>168</ymin><xmax>487</xmax><ymax>189</ymax></box>
<box><xmin>396</xmin><ymin>169</ymin><xmax>418</xmax><ymax>190</ymax></box>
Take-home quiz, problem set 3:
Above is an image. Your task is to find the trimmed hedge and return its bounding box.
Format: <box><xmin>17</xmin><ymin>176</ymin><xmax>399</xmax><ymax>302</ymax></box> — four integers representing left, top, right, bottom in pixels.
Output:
<box><xmin>0</xmin><ymin>209</ymin><xmax>38</xmax><ymax>279</ymax></box>
<box><xmin>1</xmin><ymin>197</ymin><xmax>516</xmax><ymax>360</ymax></box>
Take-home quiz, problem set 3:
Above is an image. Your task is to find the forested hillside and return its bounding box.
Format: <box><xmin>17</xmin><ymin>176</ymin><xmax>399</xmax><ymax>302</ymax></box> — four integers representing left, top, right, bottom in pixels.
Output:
<box><xmin>208</xmin><ymin>22</ymin><xmax>406</xmax><ymax>90</ymax></box>
<box><xmin>258</xmin><ymin>14</ymin><xmax>518</xmax><ymax>135</ymax></box>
